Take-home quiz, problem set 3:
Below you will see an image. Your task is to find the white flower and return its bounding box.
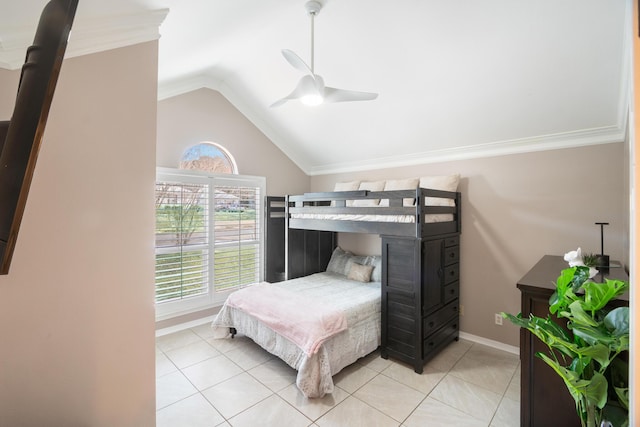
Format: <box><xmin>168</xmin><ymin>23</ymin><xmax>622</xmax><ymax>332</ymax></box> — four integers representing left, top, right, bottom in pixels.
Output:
<box><xmin>564</xmin><ymin>248</ymin><xmax>584</xmax><ymax>267</ymax></box>
<box><xmin>564</xmin><ymin>247</ymin><xmax>598</xmax><ymax>278</ymax></box>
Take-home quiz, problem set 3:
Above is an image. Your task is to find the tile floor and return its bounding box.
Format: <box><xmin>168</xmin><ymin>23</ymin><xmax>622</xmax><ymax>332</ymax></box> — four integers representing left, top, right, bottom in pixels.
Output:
<box><xmin>156</xmin><ymin>322</ymin><xmax>520</xmax><ymax>427</ymax></box>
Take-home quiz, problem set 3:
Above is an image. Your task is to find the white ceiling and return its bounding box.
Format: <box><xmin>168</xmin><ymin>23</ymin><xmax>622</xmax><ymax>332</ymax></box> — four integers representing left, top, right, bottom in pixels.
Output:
<box><xmin>0</xmin><ymin>0</ymin><xmax>630</xmax><ymax>175</ymax></box>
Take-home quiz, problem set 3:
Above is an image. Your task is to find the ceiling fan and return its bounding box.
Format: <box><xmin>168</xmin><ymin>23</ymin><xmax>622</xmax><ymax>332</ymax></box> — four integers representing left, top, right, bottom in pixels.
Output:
<box><xmin>271</xmin><ymin>0</ymin><xmax>378</xmax><ymax>107</ymax></box>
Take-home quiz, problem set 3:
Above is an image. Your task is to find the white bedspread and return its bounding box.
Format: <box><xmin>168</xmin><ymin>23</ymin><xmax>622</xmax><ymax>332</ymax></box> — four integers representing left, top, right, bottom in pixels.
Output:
<box><xmin>211</xmin><ymin>272</ymin><xmax>381</xmax><ymax>398</ymax></box>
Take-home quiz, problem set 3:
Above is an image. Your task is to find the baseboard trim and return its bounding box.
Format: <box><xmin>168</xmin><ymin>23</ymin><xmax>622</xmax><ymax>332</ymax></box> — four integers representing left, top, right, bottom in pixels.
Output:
<box><xmin>155</xmin><ymin>311</ymin><xmax>219</xmax><ymax>337</ymax></box>
<box><xmin>154</xmin><ymin>313</ymin><xmax>522</xmax><ymax>357</ymax></box>
<box><xmin>459</xmin><ymin>331</ymin><xmax>520</xmax><ymax>356</ymax></box>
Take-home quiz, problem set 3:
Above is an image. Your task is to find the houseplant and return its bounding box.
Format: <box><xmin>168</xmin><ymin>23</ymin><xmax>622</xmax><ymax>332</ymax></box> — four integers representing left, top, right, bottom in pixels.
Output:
<box><xmin>502</xmin><ymin>250</ymin><xmax>629</xmax><ymax>427</ymax></box>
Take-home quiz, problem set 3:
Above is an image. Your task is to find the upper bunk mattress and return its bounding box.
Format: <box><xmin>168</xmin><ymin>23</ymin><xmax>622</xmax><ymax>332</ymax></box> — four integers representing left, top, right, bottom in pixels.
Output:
<box><xmin>290</xmin><ymin>213</ymin><xmax>453</xmax><ymax>223</ymax></box>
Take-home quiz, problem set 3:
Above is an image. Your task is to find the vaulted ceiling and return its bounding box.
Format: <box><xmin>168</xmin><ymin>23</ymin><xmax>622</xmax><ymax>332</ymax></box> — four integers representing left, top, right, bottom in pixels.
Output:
<box><xmin>1</xmin><ymin>0</ymin><xmax>630</xmax><ymax>175</ymax></box>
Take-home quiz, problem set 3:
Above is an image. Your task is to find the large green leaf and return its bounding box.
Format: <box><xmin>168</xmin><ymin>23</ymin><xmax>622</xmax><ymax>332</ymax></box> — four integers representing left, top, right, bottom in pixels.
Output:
<box><xmin>571</xmin><ymin>266</ymin><xmax>591</xmax><ymax>290</ymax></box>
<box><xmin>566</xmin><ymin>300</ymin><xmax>599</xmax><ymax>327</ymax></box>
<box><xmin>527</xmin><ymin>316</ymin><xmax>576</xmax><ymax>357</ymax></box>
<box><xmin>582</xmin><ymin>280</ymin><xmax>628</xmax><ymax>312</ymax></box>
<box><xmin>604</xmin><ymin>307</ymin><xmax>629</xmax><ymax>336</ymax></box>
<box><xmin>570</xmin><ymin>323</ymin><xmax>617</xmax><ymax>347</ymax></box>
<box><xmin>614</xmin><ymin>386</ymin><xmax>629</xmax><ymax>410</ymax></box>
<box><xmin>569</xmin><ymin>356</ymin><xmax>589</xmax><ymax>376</ymax></box>
<box><xmin>574</xmin><ymin>344</ymin><xmax>609</xmax><ymax>368</ymax></box>
<box><xmin>550</xmin><ymin>268</ymin><xmax>582</xmax><ymax>314</ymax></box>
<box><xmin>584</xmin><ymin>372</ymin><xmax>608</xmax><ymax>409</ymax></box>
<box><xmin>537</xmin><ymin>353</ymin><xmax>591</xmax><ymax>404</ymax></box>
<box><xmin>602</xmin><ymin>402</ymin><xmax>629</xmax><ymax>427</ymax></box>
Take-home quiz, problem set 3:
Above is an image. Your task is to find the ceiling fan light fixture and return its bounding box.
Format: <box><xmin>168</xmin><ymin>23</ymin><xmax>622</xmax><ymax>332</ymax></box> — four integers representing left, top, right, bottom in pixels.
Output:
<box><xmin>300</xmin><ymin>93</ymin><xmax>324</xmax><ymax>106</ymax></box>
<box><xmin>271</xmin><ymin>0</ymin><xmax>378</xmax><ymax>108</ymax></box>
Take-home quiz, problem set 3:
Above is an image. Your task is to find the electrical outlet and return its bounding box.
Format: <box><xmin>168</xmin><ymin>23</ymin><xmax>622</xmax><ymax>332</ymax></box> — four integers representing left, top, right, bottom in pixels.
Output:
<box><xmin>495</xmin><ymin>313</ymin><xmax>503</xmax><ymax>326</ymax></box>
<box><xmin>459</xmin><ymin>305</ymin><xmax>464</xmax><ymax>316</ymax></box>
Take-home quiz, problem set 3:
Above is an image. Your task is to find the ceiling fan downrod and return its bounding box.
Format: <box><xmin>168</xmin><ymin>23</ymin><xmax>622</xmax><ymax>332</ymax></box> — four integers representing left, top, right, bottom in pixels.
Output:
<box><xmin>306</xmin><ymin>1</ymin><xmax>322</xmax><ymax>74</ymax></box>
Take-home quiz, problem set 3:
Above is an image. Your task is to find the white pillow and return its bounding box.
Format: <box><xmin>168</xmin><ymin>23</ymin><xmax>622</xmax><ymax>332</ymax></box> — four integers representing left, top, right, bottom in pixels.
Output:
<box><xmin>326</xmin><ymin>247</ymin><xmax>353</xmax><ymax>276</ymax></box>
<box><xmin>332</xmin><ymin>181</ymin><xmax>360</xmax><ymax>207</ymax></box>
<box><xmin>352</xmin><ymin>181</ymin><xmax>385</xmax><ymax>207</ymax></box>
<box><xmin>363</xmin><ymin>255</ymin><xmax>382</xmax><ymax>282</ymax></box>
<box><xmin>419</xmin><ymin>174</ymin><xmax>460</xmax><ymax>207</ymax></box>
<box><xmin>379</xmin><ymin>178</ymin><xmax>419</xmax><ymax>207</ymax></box>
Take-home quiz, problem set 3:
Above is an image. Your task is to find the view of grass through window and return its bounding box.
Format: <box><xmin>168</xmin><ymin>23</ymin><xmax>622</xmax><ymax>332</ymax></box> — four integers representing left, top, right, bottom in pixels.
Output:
<box><xmin>155</xmin><ymin>180</ymin><xmax>260</xmax><ymax>304</ymax></box>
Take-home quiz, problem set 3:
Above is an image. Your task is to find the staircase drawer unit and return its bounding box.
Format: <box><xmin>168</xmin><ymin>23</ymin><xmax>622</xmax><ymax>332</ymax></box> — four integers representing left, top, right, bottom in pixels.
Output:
<box><xmin>381</xmin><ymin>233</ymin><xmax>460</xmax><ymax>374</ymax></box>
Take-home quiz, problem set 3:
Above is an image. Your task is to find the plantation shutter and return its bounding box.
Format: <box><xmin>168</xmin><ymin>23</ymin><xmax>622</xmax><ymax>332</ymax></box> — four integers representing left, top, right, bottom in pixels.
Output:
<box><xmin>155</xmin><ymin>181</ymin><xmax>210</xmax><ymax>303</ymax></box>
<box><xmin>213</xmin><ymin>183</ymin><xmax>261</xmax><ymax>291</ymax></box>
<box><xmin>154</xmin><ymin>168</ymin><xmax>265</xmax><ymax>314</ymax></box>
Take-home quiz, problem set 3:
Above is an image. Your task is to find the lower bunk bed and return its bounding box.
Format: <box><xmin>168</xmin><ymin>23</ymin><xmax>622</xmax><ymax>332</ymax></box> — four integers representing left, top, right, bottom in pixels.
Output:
<box><xmin>211</xmin><ymin>269</ymin><xmax>381</xmax><ymax>398</ymax></box>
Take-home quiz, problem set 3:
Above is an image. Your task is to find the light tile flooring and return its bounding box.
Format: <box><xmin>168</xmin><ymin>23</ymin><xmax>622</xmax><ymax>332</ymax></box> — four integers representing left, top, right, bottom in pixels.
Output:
<box><xmin>156</xmin><ymin>322</ymin><xmax>520</xmax><ymax>427</ymax></box>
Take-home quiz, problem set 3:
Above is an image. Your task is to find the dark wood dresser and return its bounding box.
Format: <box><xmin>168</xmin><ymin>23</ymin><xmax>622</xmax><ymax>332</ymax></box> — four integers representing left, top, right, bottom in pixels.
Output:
<box><xmin>517</xmin><ymin>255</ymin><xmax>629</xmax><ymax>427</ymax></box>
<box><xmin>380</xmin><ymin>233</ymin><xmax>460</xmax><ymax>373</ymax></box>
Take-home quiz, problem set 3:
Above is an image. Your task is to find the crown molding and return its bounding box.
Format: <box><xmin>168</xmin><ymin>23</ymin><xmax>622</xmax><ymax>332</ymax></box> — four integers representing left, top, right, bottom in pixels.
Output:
<box><xmin>0</xmin><ymin>8</ymin><xmax>168</xmax><ymax>70</ymax></box>
<box><xmin>305</xmin><ymin>125</ymin><xmax>626</xmax><ymax>176</ymax></box>
<box><xmin>157</xmin><ymin>73</ymin><xmax>222</xmax><ymax>101</ymax></box>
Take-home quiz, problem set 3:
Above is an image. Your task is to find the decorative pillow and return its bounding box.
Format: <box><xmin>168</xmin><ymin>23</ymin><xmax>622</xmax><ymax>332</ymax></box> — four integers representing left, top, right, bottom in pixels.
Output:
<box><xmin>419</xmin><ymin>174</ymin><xmax>460</xmax><ymax>207</ymax></box>
<box><xmin>331</xmin><ymin>181</ymin><xmax>360</xmax><ymax>207</ymax></box>
<box><xmin>379</xmin><ymin>178</ymin><xmax>419</xmax><ymax>207</ymax></box>
<box><xmin>363</xmin><ymin>255</ymin><xmax>382</xmax><ymax>282</ymax></box>
<box><xmin>326</xmin><ymin>247</ymin><xmax>353</xmax><ymax>276</ymax></box>
<box><xmin>352</xmin><ymin>181</ymin><xmax>386</xmax><ymax>207</ymax></box>
<box><xmin>347</xmin><ymin>263</ymin><xmax>374</xmax><ymax>282</ymax></box>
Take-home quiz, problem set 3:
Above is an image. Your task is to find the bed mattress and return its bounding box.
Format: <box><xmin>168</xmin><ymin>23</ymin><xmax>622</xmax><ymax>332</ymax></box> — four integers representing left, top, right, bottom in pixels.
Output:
<box><xmin>290</xmin><ymin>213</ymin><xmax>453</xmax><ymax>223</ymax></box>
<box><xmin>211</xmin><ymin>272</ymin><xmax>381</xmax><ymax>397</ymax></box>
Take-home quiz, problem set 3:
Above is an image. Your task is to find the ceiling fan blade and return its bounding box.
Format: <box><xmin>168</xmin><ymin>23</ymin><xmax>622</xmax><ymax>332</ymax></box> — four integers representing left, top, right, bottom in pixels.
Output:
<box><xmin>270</xmin><ymin>75</ymin><xmax>320</xmax><ymax>107</ymax></box>
<box><xmin>281</xmin><ymin>49</ymin><xmax>314</xmax><ymax>76</ymax></box>
<box><xmin>323</xmin><ymin>87</ymin><xmax>379</xmax><ymax>103</ymax></box>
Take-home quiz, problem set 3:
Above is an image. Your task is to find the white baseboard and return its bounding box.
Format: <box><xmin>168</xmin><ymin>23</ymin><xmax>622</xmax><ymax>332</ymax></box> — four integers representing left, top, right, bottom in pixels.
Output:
<box><xmin>459</xmin><ymin>331</ymin><xmax>520</xmax><ymax>355</ymax></box>
<box><xmin>155</xmin><ymin>315</ymin><xmax>216</xmax><ymax>337</ymax></box>
<box><xmin>154</xmin><ymin>316</ymin><xmax>521</xmax><ymax>357</ymax></box>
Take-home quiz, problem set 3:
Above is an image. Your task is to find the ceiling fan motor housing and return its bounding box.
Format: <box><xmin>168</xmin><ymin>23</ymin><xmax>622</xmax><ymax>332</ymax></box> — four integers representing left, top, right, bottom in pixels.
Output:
<box><xmin>306</xmin><ymin>1</ymin><xmax>322</xmax><ymax>16</ymax></box>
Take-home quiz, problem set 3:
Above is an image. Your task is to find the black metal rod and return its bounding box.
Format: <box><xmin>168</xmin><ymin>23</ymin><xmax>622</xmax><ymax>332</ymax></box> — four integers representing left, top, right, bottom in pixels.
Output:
<box><xmin>595</xmin><ymin>222</ymin><xmax>609</xmax><ymax>256</ymax></box>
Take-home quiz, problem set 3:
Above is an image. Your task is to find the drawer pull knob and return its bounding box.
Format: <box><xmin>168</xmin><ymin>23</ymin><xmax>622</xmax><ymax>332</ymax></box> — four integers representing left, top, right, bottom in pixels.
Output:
<box><xmin>428</xmin><ymin>321</ymin><xmax>434</xmax><ymax>328</ymax></box>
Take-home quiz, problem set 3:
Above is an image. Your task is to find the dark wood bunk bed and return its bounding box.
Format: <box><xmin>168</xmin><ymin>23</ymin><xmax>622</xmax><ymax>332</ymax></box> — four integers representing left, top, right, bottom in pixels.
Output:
<box><xmin>265</xmin><ymin>187</ymin><xmax>462</xmax><ymax>374</ymax></box>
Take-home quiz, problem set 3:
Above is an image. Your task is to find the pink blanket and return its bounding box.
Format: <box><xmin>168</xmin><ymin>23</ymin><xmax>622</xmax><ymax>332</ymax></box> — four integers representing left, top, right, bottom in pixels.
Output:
<box><xmin>225</xmin><ymin>283</ymin><xmax>347</xmax><ymax>356</ymax></box>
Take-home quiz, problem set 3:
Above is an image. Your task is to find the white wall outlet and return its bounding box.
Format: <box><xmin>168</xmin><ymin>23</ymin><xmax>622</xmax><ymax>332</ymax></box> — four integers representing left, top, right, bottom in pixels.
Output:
<box><xmin>459</xmin><ymin>305</ymin><xmax>464</xmax><ymax>316</ymax></box>
<box><xmin>495</xmin><ymin>313</ymin><xmax>503</xmax><ymax>326</ymax></box>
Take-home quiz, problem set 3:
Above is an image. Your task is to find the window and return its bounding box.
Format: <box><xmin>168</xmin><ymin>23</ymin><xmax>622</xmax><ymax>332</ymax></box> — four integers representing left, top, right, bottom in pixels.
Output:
<box><xmin>155</xmin><ymin>168</ymin><xmax>265</xmax><ymax>319</ymax></box>
<box><xmin>179</xmin><ymin>142</ymin><xmax>238</xmax><ymax>174</ymax></box>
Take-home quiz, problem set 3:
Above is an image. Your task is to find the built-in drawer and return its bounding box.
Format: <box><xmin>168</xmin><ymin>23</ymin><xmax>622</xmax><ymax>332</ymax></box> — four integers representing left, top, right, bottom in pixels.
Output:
<box><xmin>443</xmin><ymin>281</ymin><xmax>459</xmax><ymax>304</ymax></box>
<box><xmin>444</xmin><ymin>264</ymin><xmax>459</xmax><ymax>284</ymax></box>
<box><xmin>422</xmin><ymin>299</ymin><xmax>459</xmax><ymax>338</ymax></box>
<box><xmin>444</xmin><ymin>235</ymin><xmax>459</xmax><ymax>247</ymax></box>
<box><xmin>423</xmin><ymin>317</ymin><xmax>459</xmax><ymax>358</ymax></box>
<box><xmin>444</xmin><ymin>246</ymin><xmax>459</xmax><ymax>266</ymax></box>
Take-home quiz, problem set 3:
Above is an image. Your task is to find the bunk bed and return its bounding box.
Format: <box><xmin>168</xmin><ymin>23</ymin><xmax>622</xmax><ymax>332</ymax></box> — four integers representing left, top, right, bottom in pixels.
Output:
<box><xmin>214</xmin><ymin>183</ymin><xmax>461</xmax><ymax>398</ymax></box>
<box><xmin>268</xmin><ymin>185</ymin><xmax>462</xmax><ymax>372</ymax></box>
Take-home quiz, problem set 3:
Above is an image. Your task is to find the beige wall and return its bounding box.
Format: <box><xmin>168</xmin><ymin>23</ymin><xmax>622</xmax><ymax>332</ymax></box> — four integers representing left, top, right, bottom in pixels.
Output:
<box><xmin>157</xmin><ymin>88</ymin><xmax>310</xmax><ymax>196</ymax></box>
<box><xmin>311</xmin><ymin>143</ymin><xmax>627</xmax><ymax>346</ymax></box>
<box><xmin>0</xmin><ymin>42</ymin><xmax>157</xmax><ymax>426</ymax></box>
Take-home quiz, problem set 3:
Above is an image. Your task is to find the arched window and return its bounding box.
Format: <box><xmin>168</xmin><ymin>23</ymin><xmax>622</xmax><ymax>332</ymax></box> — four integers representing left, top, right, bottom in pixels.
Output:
<box><xmin>179</xmin><ymin>142</ymin><xmax>238</xmax><ymax>174</ymax></box>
